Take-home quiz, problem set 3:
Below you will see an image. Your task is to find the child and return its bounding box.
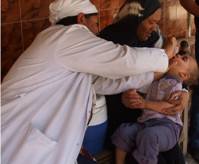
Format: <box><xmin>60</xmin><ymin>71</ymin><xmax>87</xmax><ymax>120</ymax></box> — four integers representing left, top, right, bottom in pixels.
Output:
<box><xmin>112</xmin><ymin>54</ymin><xmax>199</xmax><ymax>164</ymax></box>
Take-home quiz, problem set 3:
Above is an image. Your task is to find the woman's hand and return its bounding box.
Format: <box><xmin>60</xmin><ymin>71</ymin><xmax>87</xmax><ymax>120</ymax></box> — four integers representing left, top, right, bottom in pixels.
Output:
<box><xmin>122</xmin><ymin>89</ymin><xmax>144</xmax><ymax>109</ymax></box>
<box><xmin>155</xmin><ymin>90</ymin><xmax>189</xmax><ymax>115</ymax></box>
<box><xmin>146</xmin><ymin>101</ymin><xmax>175</xmax><ymax>115</ymax></box>
<box><xmin>121</xmin><ymin>89</ymin><xmax>190</xmax><ymax>115</ymax></box>
<box><xmin>166</xmin><ymin>90</ymin><xmax>190</xmax><ymax>113</ymax></box>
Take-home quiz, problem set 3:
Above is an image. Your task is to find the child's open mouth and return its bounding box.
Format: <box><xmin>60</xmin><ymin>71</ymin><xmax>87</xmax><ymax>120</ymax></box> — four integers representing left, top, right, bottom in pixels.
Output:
<box><xmin>169</xmin><ymin>57</ymin><xmax>177</xmax><ymax>66</ymax></box>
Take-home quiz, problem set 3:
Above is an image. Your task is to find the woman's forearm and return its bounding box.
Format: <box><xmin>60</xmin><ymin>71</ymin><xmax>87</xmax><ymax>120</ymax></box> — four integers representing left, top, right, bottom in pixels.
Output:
<box><xmin>145</xmin><ymin>100</ymin><xmax>174</xmax><ymax>115</ymax></box>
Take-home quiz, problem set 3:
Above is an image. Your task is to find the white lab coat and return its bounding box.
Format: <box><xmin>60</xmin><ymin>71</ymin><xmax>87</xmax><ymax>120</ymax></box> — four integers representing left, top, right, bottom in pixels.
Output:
<box><xmin>2</xmin><ymin>24</ymin><xmax>168</xmax><ymax>164</ymax></box>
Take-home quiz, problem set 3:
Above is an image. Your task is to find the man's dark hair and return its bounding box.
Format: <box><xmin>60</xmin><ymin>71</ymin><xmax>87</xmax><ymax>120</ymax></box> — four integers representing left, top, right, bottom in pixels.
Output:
<box><xmin>56</xmin><ymin>13</ymin><xmax>97</xmax><ymax>26</ymax></box>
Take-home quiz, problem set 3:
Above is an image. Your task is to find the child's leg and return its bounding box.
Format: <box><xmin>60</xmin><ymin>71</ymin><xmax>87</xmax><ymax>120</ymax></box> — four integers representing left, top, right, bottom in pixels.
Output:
<box><xmin>112</xmin><ymin>123</ymin><xmax>143</xmax><ymax>163</ymax></box>
<box><xmin>115</xmin><ymin>148</ymin><xmax>127</xmax><ymax>164</ymax></box>
<box><xmin>133</xmin><ymin>122</ymin><xmax>181</xmax><ymax>164</ymax></box>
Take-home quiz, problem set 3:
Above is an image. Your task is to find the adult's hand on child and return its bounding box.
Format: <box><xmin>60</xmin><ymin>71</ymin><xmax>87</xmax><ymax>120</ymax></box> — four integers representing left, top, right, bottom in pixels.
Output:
<box><xmin>126</xmin><ymin>94</ymin><xmax>145</xmax><ymax>109</ymax></box>
<box><xmin>163</xmin><ymin>36</ymin><xmax>177</xmax><ymax>59</ymax></box>
<box><xmin>122</xmin><ymin>89</ymin><xmax>143</xmax><ymax>109</ymax></box>
<box><xmin>152</xmin><ymin>101</ymin><xmax>175</xmax><ymax>115</ymax></box>
<box><xmin>166</xmin><ymin>90</ymin><xmax>190</xmax><ymax>113</ymax></box>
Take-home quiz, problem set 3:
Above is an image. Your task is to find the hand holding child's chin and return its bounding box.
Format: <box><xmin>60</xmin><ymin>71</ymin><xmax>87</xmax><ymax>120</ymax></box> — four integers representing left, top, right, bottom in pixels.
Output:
<box><xmin>163</xmin><ymin>36</ymin><xmax>177</xmax><ymax>59</ymax></box>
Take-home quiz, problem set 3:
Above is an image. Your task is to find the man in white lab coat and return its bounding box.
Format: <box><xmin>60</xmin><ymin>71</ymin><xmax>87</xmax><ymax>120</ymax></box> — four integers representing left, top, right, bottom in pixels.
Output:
<box><xmin>1</xmin><ymin>0</ymin><xmax>175</xmax><ymax>164</ymax></box>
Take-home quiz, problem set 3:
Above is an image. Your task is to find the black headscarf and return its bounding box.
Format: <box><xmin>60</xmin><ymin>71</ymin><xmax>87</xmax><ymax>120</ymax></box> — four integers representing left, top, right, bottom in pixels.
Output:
<box><xmin>98</xmin><ymin>0</ymin><xmax>161</xmax><ymax>47</ymax></box>
<box><xmin>134</xmin><ymin>0</ymin><xmax>161</xmax><ymax>21</ymax></box>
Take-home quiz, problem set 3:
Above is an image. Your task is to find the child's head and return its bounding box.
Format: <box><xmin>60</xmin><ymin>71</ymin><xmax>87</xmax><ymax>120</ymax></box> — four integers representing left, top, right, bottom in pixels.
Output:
<box><xmin>168</xmin><ymin>55</ymin><xmax>199</xmax><ymax>86</ymax></box>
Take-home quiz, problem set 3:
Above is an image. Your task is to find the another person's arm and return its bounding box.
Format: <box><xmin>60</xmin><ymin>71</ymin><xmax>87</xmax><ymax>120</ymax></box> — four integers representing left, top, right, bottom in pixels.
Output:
<box><xmin>132</xmin><ymin>99</ymin><xmax>175</xmax><ymax>115</ymax></box>
<box><xmin>121</xmin><ymin>90</ymin><xmax>175</xmax><ymax>115</ymax></box>
<box><xmin>57</xmin><ymin>27</ymin><xmax>176</xmax><ymax>78</ymax></box>
<box><xmin>179</xmin><ymin>0</ymin><xmax>199</xmax><ymax>16</ymax></box>
<box><xmin>93</xmin><ymin>72</ymin><xmax>154</xmax><ymax>95</ymax></box>
<box><xmin>122</xmin><ymin>89</ymin><xmax>188</xmax><ymax>115</ymax></box>
<box><xmin>166</xmin><ymin>90</ymin><xmax>190</xmax><ymax>113</ymax></box>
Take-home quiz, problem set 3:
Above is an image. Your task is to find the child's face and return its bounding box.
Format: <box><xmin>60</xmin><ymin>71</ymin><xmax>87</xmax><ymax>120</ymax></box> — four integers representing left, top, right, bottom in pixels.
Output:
<box><xmin>168</xmin><ymin>55</ymin><xmax>195</xmax><ymax>81</ymax></box>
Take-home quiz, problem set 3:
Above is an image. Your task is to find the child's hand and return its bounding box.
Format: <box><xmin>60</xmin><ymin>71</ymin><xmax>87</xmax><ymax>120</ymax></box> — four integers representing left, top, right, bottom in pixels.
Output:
<box><xmin>163</xmin><ymin>36</ymin><xmax>177</xmax><ymax>59</ymax></box>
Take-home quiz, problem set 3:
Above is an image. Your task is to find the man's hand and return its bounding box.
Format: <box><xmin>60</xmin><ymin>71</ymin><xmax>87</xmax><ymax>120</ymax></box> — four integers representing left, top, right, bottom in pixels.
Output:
<box><xmin>163</xmin><ymin>37</ymin><xmax>177</xmax><ymax>59</ymax></box>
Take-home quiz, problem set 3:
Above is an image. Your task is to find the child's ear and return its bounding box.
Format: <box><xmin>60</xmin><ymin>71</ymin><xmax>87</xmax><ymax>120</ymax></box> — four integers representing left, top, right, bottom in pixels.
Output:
<box><xmin>179</xmin><ymin>72</ymin><xmax>189</xmax><ymax>81</ymax></box>
<box><xmin>77</xmin><ymin>13</ymin><xmax>86</xmax><ymax>24</ymax></box>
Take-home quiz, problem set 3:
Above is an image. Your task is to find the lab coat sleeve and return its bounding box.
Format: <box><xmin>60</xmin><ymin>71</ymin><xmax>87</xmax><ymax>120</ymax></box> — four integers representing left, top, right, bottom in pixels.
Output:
<box><xmin>93</xmin><ymin>72</ymin><xmax>154</xmax><ymax>95</ymax></box>
<box><xmin>57</xmin><ymin>26</ymin><xmax>168</xmax><ymax>79</ymax></box>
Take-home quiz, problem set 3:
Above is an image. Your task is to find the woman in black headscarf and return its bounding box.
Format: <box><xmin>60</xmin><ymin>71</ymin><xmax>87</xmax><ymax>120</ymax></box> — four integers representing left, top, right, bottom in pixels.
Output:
<box><xmin>100</xmin><ymin>0</ymin><xmax>162</xmax><ymax>47</ymax></box>
<box><xmin>98</xmin><ymin>0</ymin><xmax>185</xmax><ymax>163</ymax></box>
